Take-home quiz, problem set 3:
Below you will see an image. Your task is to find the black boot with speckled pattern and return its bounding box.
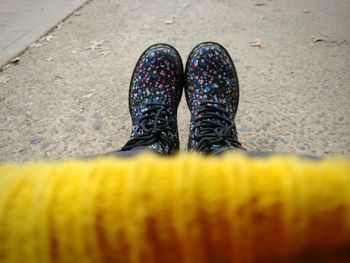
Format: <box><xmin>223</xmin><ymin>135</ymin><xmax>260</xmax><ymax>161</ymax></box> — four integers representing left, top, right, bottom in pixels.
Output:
<box><xmin>121</xmin><ymin>44</ymin><xmax>183</xmax><ymax>155</ymax></box>
<box><xmin>185</xmin><ymin>42</ymin><xmax>244</xmax><ymax>155</ymax></box>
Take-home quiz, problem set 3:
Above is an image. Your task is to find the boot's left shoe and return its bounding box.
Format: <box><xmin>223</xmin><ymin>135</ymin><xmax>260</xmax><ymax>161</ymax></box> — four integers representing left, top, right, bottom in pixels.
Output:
<box><xmin>121</xmin><ymin>44</ymin><xmax>183</xmax><ymax>155</ymax></box>
<box><xmin>185</xmin><ymin>42</ymin><xmax>244</xmax><ymax>155</ymax></box>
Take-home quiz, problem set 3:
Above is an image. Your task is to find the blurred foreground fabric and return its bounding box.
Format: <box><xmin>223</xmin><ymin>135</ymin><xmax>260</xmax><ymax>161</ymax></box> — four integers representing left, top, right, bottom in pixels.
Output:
<box><xmin>0</xmin><ymin>153</ymin><xmax>349</xmax><ymax>262</ymax></box>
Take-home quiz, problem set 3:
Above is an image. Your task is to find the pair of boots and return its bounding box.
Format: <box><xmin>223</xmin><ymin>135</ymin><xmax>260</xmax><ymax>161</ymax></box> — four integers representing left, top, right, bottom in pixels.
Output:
<box><xmin>120</xmin><ymin>42</ymin><xmax>244</xmax><ymax>156</ymax></box>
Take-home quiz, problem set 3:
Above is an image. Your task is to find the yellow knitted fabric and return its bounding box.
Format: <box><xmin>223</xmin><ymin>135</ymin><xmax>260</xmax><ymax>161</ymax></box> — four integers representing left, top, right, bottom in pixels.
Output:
<box><xmin>0</xmin><ymin>153</ymin><xmax>350</xmax><ymax>263</ymax></box>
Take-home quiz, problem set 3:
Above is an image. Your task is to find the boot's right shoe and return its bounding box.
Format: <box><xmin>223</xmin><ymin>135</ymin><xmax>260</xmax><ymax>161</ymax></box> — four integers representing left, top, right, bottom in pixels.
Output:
<box><xmin>185</xmin><ymin>42</ymin><xmax>244</xmax><ymax>155</ymax></box>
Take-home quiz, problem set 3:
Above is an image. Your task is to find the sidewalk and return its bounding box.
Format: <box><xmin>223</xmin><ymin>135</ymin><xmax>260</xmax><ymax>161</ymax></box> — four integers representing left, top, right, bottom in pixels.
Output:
<box><xmin>0</xmin><ymin>0</ymin><xmax>349</xmax><ymax>162</ymax></box>
<box><xmin>0</xmin><ymin>0</ymin><xmax>86</xmax><ymax>68</ymax></box>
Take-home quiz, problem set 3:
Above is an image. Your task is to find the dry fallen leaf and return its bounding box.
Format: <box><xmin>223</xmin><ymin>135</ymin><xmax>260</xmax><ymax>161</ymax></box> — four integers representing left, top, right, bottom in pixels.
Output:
<box><xmin>85</xmin><ymin>40</ymin><xmax>105</xmax><ymax>51</ymax></box>
<box><xmin>311</xmin><ymin>34</ymin><xmax>349</xmax><ymax>46</ymax></box>
<box><xmin>249</xmin><ymin>39</ymin><xmax>266</xmax><ymax>48</ymax></box>
<box><xmin>29</xmin><ymin>42</ymin><xmax>43</xmax><ymax>48</ymax></box>
<box><xmin>42</xmin><ymin>35</ymin><xmax>56</xmax><ymax>42</ymax></box>
<box><xmin>311</xmin><ymin>37</ymin><xmax>324</xmax><ymax>43</ymax></box>
<box><xmin>0</xmin><ymin>76</ymin><xmax>10</xmax><ymax>84</ymax></box>
<box><xmin>11</xmin><ymin>57</ymin><xmax>20</xmax><ymax>64</ymax></box>
<box><xmin>165</xmin><ymin>19</ymin><xmax>175</xmax><ymax>25</ymax></box>
<box><xmin>82</xmin><ymin>93</ymin><xmax>94</xmax><ymax>98</ymax></box>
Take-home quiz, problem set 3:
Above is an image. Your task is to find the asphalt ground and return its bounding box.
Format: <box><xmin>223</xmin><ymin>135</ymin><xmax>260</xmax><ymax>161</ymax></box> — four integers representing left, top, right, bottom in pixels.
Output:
<box><xmin>0</xmin><ymin>0</ymin><xmax>349</xmax><ymax>162</ymax></box>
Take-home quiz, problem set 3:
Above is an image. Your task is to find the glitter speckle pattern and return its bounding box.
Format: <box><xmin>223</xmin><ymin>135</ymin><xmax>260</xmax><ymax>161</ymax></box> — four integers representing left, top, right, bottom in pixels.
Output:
<box><xmin>125</xmin><ymin>44</ymin><xmax>183</xmax><ymax>155</ymax></box>
<box><xmin>185</xmin><ymin>42</ymin><xmax>241</xmax><ymax>151</ymax></box>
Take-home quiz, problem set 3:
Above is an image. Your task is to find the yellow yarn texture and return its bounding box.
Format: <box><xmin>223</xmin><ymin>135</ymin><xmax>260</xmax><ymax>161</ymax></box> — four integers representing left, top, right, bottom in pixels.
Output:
<box><xmin>0</xmin><ymin>153</ymin><xmax>350</xmax><ymax>263</ymax></box>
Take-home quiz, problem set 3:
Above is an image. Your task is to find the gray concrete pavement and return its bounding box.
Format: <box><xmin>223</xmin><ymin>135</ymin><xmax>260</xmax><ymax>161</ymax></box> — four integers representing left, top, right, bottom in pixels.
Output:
<box><xmin>0</xmin><ymin>0</ymin><xmax>87</xmax><ymax>68</ymax></box>
<box><xmin>0</xmin><ymin>0</ymin><xmax>349</xmax><ymax>162</ymax></box>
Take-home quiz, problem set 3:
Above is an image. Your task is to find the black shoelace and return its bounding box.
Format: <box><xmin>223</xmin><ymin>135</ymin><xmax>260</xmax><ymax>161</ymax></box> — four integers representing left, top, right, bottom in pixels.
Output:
<box><xmin>121</xmin><ymin>103</ymin><xmax>176</xmax><ymax>152</ymax></box>
<box><xmin>192</xmin><ymin>101</ymin><xmax>242</xmax><ymax>155</ymax></box>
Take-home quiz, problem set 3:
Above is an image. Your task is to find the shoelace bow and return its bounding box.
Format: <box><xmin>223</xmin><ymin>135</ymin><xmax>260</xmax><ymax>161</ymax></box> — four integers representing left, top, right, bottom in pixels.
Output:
<box><xmin>193</xmin><ymin>101</ymin><xmax>242</xmax><ymax>155</ymax></box>
<box><xmin>122</xmin><ymin>103</ymin><xmax>176</xmax><ymax>152</ymax></box>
